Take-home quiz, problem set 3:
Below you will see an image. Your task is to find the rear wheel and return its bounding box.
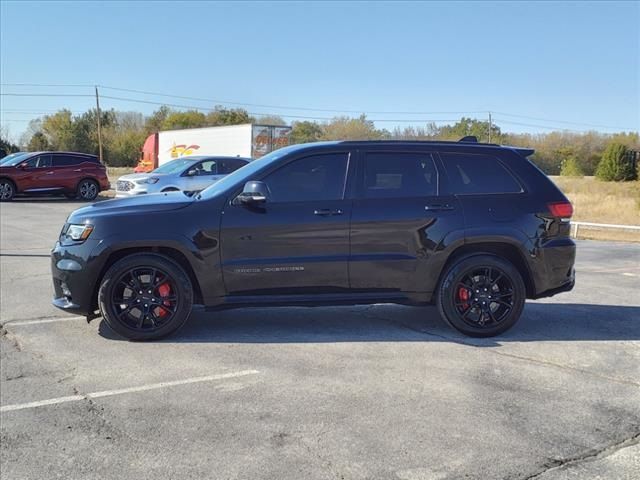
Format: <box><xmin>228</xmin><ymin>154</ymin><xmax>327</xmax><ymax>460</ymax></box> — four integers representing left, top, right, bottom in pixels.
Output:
<box><xmin>0</xmin><ymin>179</ymin><xmax>15</xmax><ymax>201</ymax></box>
<box><xmin>98</xmin><ymin>254</ymin><xmax>194</xmax><ymax>340</ymax></box>
<box><xmin>77</xmin><ymin>179</ymin><xmax>99</xmax><ymax>201</ymax></box>
<box><xmin>436</xmin><ymin>254</ymin><xmax>526</xmax><ymax>337</ymax></box>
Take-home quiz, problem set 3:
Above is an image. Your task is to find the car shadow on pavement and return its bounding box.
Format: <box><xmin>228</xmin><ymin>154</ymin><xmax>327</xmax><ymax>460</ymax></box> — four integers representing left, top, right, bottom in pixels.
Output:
<box><xmin>98</xmin><ymin>302</ymin><xmax>640</xmax><ymax>346</ymax></box>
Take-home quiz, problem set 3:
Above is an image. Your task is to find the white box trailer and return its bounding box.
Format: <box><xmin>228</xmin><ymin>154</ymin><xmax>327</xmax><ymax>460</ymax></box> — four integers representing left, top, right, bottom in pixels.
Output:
<box><xmin>135</xmin><ymin>123</ymin><xmax>292</xmax><ymax>172</ymax></box>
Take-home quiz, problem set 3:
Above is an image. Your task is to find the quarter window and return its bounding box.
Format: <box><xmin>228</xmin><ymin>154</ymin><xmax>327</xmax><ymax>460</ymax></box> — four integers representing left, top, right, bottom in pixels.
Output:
<box><xmin>363</xmin><ymin>152</ymin><xmax>437</xmax><ymax>198</ymax></box>
<box><xmin>264</xmin><ymin>153</ymin><xmax>349</xmax><ymax>203</ymax></box>
<box><xmin>441</xmin><ymin>153</ymin><xmax>522</xmax><ymax>194</ymax></box>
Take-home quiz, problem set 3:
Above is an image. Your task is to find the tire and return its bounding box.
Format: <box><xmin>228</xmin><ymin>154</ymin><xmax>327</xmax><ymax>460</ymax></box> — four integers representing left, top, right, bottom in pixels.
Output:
<box><xmin>98</xmin><ymin>254</ymin><xmax>194</xmax><ymax>341</ymax></box>
<box><xmin>77</xmin><ymin>179</ymin><xmax>99</xmax><ymax>201</ymax></box>
<box><xmin>0</xmin><ymin>178</ymin><xmax>15</xmax><ymax>201</ymax></box>
<box><xmin>436</xmin><ymin>254</ymin><xmax>526</xmax><ymax>337</ymax></box>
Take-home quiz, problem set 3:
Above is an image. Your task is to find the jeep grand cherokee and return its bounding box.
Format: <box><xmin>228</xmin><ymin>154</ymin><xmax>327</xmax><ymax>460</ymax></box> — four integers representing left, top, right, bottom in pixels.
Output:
<box><xmin>51</xmin><ymin>139</ymin><xmax>575</xmax><ymax>340</ymax></box>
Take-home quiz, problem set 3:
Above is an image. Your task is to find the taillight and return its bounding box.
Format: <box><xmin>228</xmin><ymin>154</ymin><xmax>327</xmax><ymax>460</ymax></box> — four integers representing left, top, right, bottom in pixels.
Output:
<box><xmin>547</xmin><ymin>201</ymin><xmax>573</xmax><ymax>218</ymax></box>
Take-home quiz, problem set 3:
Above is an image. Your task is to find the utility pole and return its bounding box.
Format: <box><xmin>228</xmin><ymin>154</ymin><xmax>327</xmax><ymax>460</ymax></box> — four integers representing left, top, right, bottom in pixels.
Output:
<box><xmin>488</xmin><ymin>111</ymin><xmax>492</xmax><ymax>143</ymax></box>
<box><xmin>95</xmin><ymin>86</ymin><xmax>104</xmax><ymax>163</ymax></box>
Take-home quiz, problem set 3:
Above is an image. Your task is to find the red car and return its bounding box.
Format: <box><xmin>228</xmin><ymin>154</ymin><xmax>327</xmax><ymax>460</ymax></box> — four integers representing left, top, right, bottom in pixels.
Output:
<box><xmin>0</xmin><ymin>151</ymin><xmax>110</xmax><ymax>201</ymax></box>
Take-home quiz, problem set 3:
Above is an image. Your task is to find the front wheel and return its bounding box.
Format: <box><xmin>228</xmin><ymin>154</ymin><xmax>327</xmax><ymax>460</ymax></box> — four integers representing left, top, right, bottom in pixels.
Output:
<box><xmin>0</xmin><ymin>179</ymin><xmax>15</xmax><ymax>201</ymax></box>
<box><xmin>98</xmin><ymin>254</ymin><xmax>194</xmax><ymax>340</ymax></box>
<box><xmin>436</xmin><ymin>254</ymin><xmax>526</xmax><ymax>337</ymax></box>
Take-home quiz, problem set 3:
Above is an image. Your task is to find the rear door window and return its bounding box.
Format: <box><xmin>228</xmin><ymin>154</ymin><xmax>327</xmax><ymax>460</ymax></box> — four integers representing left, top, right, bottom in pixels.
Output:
<box><xmin>440</xmin><ymin>153</ymin><xmax>522</xmax><ymax>194</ymax></box>
<box><xmin>53</xmin><ymin>155</ymin><xmax>83</xmax><ymax>167</ymax></box>
<box><xmin>362</xmin><ymin>152</ymin><xmax>438</xmax><ymax>198</ymax></box>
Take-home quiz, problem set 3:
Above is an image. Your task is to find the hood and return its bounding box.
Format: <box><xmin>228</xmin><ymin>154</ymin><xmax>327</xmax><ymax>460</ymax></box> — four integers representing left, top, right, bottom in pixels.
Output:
<box><xmin>68</xmin><ymin>191</ymin><xmax>194</xmax><ymax>222</ymax></box>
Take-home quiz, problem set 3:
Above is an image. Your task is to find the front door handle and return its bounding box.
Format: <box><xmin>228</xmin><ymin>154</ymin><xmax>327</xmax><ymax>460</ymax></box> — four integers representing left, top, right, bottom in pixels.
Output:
<box><xmin>425</xmin><ymin>204</ymin><xmax>454</xmax><ymax>211</ymax></box>
<box><xmin>45</xmin><ymin>171</ymin><xmax>55</xmax><ymax>175</ymax></box>
<box><xmin>314</xmin><ymin>209</ymin><xmax>343</xmax><ymax>216</ymax></box>
<box><xmin>73</xmin><ymin>169</ymin><xmax>82</xmax><ymax>172</ymax></box>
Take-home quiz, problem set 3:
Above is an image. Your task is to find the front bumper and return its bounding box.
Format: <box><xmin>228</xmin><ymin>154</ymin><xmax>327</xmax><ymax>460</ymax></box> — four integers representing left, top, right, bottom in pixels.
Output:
<box><xmin>51</xmin><ymin>239</ymin><xmax>104</xmax><ymax>317</ymax></box>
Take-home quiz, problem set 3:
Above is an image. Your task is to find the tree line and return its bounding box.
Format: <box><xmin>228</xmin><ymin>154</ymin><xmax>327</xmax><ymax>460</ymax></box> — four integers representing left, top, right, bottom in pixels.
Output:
<box><xmin>2</xmin><ymin>106</ymin><xmax>638</xmax><ymax>180</ymax></box>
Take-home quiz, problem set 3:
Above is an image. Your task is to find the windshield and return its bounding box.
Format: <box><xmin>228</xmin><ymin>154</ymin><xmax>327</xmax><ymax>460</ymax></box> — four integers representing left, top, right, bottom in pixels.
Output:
<box><xmin>197</xmin><ymin>145</ymin><xmax>300</xmax><ymax>200</ymax></box>
<box><xmin>0</xmin><ymin>152</ymin><xmax>31</xmax><ymax>166</ymax></box>
<box><xmin>152</xmin><ymin>158</ymin><xmax>196</xmax><ymax>175</ymax></box>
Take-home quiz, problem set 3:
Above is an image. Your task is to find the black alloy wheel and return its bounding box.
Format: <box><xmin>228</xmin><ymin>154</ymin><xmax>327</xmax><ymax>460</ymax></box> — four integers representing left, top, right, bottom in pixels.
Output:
<box><xmin>99</xmin><ymin>254</ymin><xmax>193</xmax><ymax>340</ymax></box>
<box><xmin>437</xmin><ymin>254</ymin><xmax>526</xmax><ymax>337</ymax></box>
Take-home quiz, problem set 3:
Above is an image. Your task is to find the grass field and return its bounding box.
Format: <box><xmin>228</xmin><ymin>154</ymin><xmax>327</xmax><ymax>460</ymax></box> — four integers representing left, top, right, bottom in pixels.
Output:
<box><xmin>550</xmin><ymin>176</ymin><xmax>639</xmax><ymax>242</ymax></box>
<box><xmin>106</xmin><ymin>168</ymin><xmax>638</xmax><ymax>242</ymax></box>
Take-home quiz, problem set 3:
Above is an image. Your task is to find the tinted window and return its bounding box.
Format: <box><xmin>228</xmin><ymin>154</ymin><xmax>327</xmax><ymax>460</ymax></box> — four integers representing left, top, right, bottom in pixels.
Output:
<box><xmin>441</xmin><ymin>153</ymin><xmax>522</xmax><ymax>194</ymax></box>
<box><xmin>53</xmin><ymin>155</ymin><xmax>83</xmax><ymax>167</ymax></box>
<box><xmin>264</xmin><ymin>153</ymin><xmax>348</xmax><ymax>203</ymax></box>
<box><xmin>363</xmin><ymin>152</ymin><xmax>437</xmax><ymax>198</ymax></box>
<box><xmin>23</xmin><ymin>155</ymin><xmax>52</xmax><ymax>168</ymax></box>
<box><xmin>218</xmin><ymin>158</ymin><xmax>249</xmax><ymax>174</ymax></box>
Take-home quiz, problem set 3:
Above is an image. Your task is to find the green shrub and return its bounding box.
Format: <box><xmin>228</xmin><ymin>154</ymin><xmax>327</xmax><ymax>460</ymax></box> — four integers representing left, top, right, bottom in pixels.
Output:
<box><xmin>596</xmin><ymin>143</ymin><xmax>637</xmax><ymax>181</ymax></box>
<box><xmin>560</xmin><ymin>156</ymin><xmax>584</xmax><ymax>177</ymax></box>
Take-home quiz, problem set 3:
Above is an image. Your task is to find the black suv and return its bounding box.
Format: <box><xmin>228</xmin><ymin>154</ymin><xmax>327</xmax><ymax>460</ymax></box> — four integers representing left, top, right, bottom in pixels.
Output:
<box><xmin>51</xmin><ymin>139</ymin><xmax>575</xmax><ymax>340</ymax></box>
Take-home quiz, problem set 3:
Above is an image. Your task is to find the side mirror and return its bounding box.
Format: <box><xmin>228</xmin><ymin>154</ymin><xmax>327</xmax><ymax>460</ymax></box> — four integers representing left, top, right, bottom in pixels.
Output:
<box><xmin>233</xmin><ymin>180</ymin><xmax>269</xmax><ymax>205</ymax></box>
<box><xmin>186</xmin><ymin>168</ymin><xmax>198</xmax><ymax>177</ymax></box>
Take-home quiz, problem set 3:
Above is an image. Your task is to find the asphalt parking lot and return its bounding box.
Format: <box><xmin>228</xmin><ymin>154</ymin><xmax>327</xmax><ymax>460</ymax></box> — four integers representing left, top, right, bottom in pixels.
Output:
<box><xmin>1</xmin><ymin>197</ymin><xmax>639</xmax><ymax>480</ymax></box>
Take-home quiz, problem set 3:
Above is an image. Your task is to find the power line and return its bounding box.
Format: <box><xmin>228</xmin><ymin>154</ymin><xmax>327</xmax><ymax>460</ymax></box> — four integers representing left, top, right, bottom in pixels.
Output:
<box><xmin>0</xmin><ymin>83</ymin><xmax>486</xmax><ymax>116</ymax></box>
<box><xmin>493</xmin><ymin>111</ymin><xmax>635</xmax><ymax>131</ymax></box>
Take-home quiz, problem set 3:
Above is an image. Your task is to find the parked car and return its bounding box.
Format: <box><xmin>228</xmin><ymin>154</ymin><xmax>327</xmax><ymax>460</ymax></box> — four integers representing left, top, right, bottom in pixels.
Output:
<box><xmin>0</xmin><ymin>151</ymin><xmax>110</xmax><ymax>201</ymax></box>
<box><xmin>116</xmin><ymin>156</ymin><xmax>250</xmax><ymax>197</ymax></box>
<box><xmin>51</xmin><ymin>138</ymin><xmax>576</xmax><ymax>340</ymax></box>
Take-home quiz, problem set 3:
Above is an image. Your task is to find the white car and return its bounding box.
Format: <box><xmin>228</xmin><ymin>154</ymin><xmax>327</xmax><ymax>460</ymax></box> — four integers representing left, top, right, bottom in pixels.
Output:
<box><xmin>115</xmin><ymin>156</ymin><xmax>250</xmax><ymax>197</ymax></box>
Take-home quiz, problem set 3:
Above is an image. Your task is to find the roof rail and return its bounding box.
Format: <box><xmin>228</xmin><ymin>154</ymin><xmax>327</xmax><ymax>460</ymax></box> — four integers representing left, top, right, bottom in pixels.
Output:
<box><xmin>459</xmin><ymin>136</ymin><xmax>478</xmax><ymax>143</ymax></box>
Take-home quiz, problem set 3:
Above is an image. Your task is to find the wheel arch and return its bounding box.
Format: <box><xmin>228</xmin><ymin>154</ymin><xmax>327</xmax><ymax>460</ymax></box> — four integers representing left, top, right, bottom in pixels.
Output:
<box><xmin>438</xmin><ymin>241</ymin><xmax>536</xmax><ymax>298</ymax></box>
<box><xmin>0</xmin><ymin>176</ymin><xmax>17</xmax><ymax>191</ymax></box>
<box><xmin>91</xmin><ymin>246</ymin><xmax>204</xmax><ymax>312</ymax></box>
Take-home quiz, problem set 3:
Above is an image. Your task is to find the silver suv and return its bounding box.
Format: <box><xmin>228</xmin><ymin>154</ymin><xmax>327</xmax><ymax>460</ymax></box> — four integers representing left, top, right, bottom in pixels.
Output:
<box><xmin>115</xmin><ymin>156</ymin><xmax>250</xmax><ymax>197</ymax></box>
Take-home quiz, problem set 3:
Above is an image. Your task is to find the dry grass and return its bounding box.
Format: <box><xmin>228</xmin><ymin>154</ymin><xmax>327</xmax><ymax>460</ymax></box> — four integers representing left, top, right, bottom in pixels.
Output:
<box><xmin>550</xmin><ymin>176</ymin><xmax>640</xmax><ymax>242</ymax></box>
<box><xmin>107</xmin><ymin>167</ymin><xmax>134</xmax><ymax>182</ymax></box>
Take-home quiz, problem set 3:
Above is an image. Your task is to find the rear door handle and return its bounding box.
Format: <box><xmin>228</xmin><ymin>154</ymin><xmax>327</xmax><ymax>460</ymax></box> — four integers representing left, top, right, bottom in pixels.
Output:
<box><xmin>45</xmin><ymin>171</ymin><xmax>55</xmax><ymax>175</ymax></box>
<box><xmin>314</xmin><ymin>209</ymin><xmax>343</xmax><ymax>216</ymax></box>
<box><xmin>425</xmin><ymin>204</ymin><xmax>454</xmax><ymax>211</ymax></box>
<box><xmin>73</xmin><ymin>169</ymin><xmax>82</xmax><ymax>172</ymax></box>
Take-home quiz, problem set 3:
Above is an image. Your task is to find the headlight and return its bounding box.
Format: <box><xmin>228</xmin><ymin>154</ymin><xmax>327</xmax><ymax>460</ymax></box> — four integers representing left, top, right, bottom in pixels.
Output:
<box><xmin>64</xmin><ymin>224</ymin><xmax>94</xmax><ymax>241</ymax></box>
<box><xmin>136</xmin><ymin>177</ymin><xmax>160</xmax><ymax>185</ymax></box>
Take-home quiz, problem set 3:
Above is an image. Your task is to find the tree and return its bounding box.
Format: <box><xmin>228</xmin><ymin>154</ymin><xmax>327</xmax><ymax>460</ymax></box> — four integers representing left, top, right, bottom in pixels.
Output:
<box><xmin>162</xmin><ymin>110</ymin><xmax>207</xmax><ymax>130</ymax></box>
<box><xmin>290</xmin><ymin>121</ymin><xmax>323</xmax><ymax>144</ymax></box>
<box><xmin>255</xmin><ymin>115</ymin><xmax>287</xmax><ymax>126</ymax></box>
<box><xmin>146</xmin><ymin>106</ymin><xmax>173</xmax><ymax>134</ymax></box>
<box><xmin>206</xmin><ymin>106</ymin><xmax>253</xmax><ymax>126</ymax></box>
<box><xmin>322</xmin><ymin>115</ymin><xmax>381</xmax><ymax>140</ymax></box>
<box><xmin>596</xmin><ymin>142</ymin><xmax>636</xmax><ymax>181</ymax></box>
<box><xmin>438</xmin><ymin>117</ymin><xmax>504</xmax><ymax>143</ymax></box>
<box><xmin>41</xmin><ymin>109</ymin><xmax>75</xmax><ymax>150</ymax></box>
<box><xmin>27</xmin><ymin>132</ymin><xmax>50</xmax><ymax>151</ymax></box>
<box><xmin>0</xmin><ymin>127</ymin><xmax>19</xmax><ymax>156</ymax></box>
<box><xmin>560</xmin><ymin>156</ymin><xmax>584</xmax><ymax>177</ymax></box>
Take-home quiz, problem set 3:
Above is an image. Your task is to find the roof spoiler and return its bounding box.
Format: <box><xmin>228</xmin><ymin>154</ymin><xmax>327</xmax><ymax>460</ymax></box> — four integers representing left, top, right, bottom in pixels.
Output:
<box><xmin>459</xmin><ymin>136</ymin><xmax>478</xmax><ymax>143</ymax></box>
<box><xmin>513</xmin><ymin>147</ymin><xmax>535</xmax><ymax>157</ymax></box>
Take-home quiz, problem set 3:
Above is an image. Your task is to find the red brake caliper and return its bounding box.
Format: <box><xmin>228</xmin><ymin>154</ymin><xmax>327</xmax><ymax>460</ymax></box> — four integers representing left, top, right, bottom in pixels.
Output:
<box><xmin>458</xmin><ymin>287</ymin><xmax>470</xmax><ymax>310</ymax></box>
<box><xmin>156</xmin><ymin>282</ymin><xmax>172</xmax><ymax>317</ymax></box>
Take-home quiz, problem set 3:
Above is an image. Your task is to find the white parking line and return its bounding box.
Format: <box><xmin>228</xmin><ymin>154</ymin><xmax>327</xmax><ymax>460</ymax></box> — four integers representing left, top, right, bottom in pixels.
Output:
<box><xmin>4</xmin><ymin>317</ymin><xmax>85</xmax><ymax>327</ymax></box>
<box><xmin>0</xmin><ymin>370</ymin><xmax>260</xmax><ymax>413</ymax></box>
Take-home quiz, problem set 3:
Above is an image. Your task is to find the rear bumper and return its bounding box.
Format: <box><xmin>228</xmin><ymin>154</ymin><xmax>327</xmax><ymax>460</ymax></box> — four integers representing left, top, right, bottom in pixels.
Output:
<box><xmin>529</xmin><ymin>237</ymin><xmax>576</xmax><ymax>299</ymax></box>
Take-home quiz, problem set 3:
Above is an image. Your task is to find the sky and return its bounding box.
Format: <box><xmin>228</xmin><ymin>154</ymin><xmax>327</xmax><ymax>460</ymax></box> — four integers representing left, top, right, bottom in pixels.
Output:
<box><xmin>1</xmin><ymin>0</ymin><xmax>638</xmax><ymax>142</ymax></box>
